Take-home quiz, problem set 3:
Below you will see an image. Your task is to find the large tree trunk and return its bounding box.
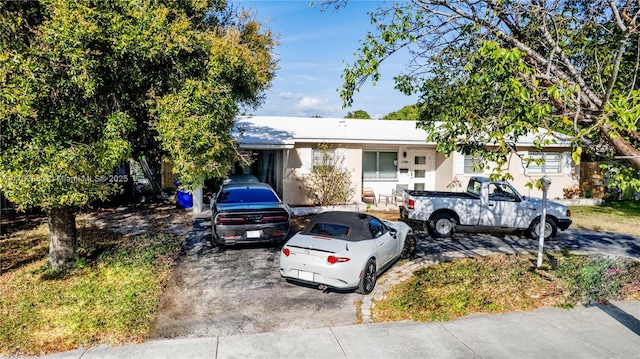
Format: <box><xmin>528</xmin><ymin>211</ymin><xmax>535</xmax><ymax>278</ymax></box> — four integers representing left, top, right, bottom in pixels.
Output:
<box><xmin>46</xmin><ymin>207</ymin><xmax>78</xmax><ymax>272</ymax></box>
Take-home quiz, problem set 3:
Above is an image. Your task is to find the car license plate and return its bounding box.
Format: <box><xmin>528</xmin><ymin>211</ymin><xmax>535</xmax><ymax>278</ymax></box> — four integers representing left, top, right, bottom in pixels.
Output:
<box><xmin>246</xmin><ymin>230</ymin><xmax>261</xmax><ymax>238</ymax></box>
<box><xmin>298</xmin><ymin>270</ymin><xmax>314</xmax><ymax>282</ymax></box>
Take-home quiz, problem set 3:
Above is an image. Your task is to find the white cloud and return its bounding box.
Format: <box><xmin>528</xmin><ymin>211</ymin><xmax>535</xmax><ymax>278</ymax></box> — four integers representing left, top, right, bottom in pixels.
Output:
<box><xmin>293</xmin><ymin>96</ymin><xmax>343</xmax><ymax>117</ymax></box>
<box><xmin>278</xmin><ymin>92</ymin><xmax>304</xmax><ymax>100</ymax></box>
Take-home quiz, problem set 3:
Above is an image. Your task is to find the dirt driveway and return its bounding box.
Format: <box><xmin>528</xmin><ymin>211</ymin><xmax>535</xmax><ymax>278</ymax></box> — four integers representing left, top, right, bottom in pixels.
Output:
<box><xmin>148</xmin><ymin>215</ymin><xmax>362</xmax><ymax>339</ymax></box>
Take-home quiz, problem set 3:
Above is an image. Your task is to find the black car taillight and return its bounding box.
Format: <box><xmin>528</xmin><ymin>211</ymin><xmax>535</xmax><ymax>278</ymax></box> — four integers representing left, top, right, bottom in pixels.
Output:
<box><xmin>263</xmin><ymin>214</ymin><xmax>289</xmax><ymax>222</ymax></box>
<box><xmin>216</xmin><ymin>214</ymin><xmax>245</xmax><ymax>224</ymax></box>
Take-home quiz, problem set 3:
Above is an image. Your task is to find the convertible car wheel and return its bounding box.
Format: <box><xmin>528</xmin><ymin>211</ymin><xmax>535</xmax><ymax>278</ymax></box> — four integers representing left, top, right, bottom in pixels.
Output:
<box><xmin>400</xmin><ymin>233</ymin><xmax>416</xmax><ymax>259</ymax></box>
<box><xmin>357</xmin><ymin>258</ymin><xmax>377</xmax><ymax>295</ymax></box>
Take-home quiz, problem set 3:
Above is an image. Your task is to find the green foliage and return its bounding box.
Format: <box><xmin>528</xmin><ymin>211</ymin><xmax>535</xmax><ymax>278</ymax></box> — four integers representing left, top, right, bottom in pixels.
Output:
<box><xmin>600</xmin><ymin>163</ymin><xmax>640</xmax><ymax>200</ymax></box>
<box><xmin>344</xmin><ymin>109</ymin><xmax>371</xmax><ymax>119</ymax></box>
<box><xmin>336</xmin><ymin>0</ymin><xmax>640</xmax><ymax>188</ymax></box>
<box><xmin>299</xmin><ymin>144</ymin><xmax>355</xmax><ymax>206</ymax></box>
<box><xmin>0</xmin><ymin>0</ymin><xmax>277</xmax><ymax>206</ymax></box>
<box><xmin>1</xmin><ymin>0</ymin><xmax>275</xmax><ymax>269</ymax></box>
<box><xmin>372</xmin><ymin>252</ymin><xmax>640</xmax><ymax>323</ymax></box>
<box><xmin>382</xmin><ymin>104</ymin><xmax>420</xmax><ymax>120</ymax></box>
<box><xmin>556</xmin><ymin>255</ymin><xmax>640</xmax><ymax>304</ymax></box>
<box><xmin>376</xmin><ymin>254</ymin><xmax>551</xmax><ymax>322</ymax></box>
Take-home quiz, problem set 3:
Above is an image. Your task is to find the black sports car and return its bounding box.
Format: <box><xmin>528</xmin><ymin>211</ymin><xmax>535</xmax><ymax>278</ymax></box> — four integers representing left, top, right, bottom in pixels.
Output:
<box><xmin>210</xmin><ymin>180</ymin><xmax>290</xmax><ymax>247</ymax></box>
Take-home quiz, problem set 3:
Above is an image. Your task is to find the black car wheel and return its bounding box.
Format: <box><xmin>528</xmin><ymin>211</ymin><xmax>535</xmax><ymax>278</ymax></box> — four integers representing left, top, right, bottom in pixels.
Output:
<box><xmin>357</xmin><ymin>258</ymin><xmax>377</xmax><ymax>295</ymax></box>
<box><xmin>400</xmin><ymin>233</ymin><xmax>416</xmax><ymax>259</ymax></box>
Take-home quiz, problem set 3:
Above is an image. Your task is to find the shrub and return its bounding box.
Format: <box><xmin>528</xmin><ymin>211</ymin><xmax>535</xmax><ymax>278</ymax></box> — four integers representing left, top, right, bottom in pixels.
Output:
<box><xmin>563</xmin><ymin>187</ymin><xmax>582</xmax><ymax>199</ymax></box>
<box><xmin>299</xmin><ymin>144</ymin><xmax>355</xmax><ymax>206</ymax></box>
<box><xmin>555</xmin><ymin>255</ymin><xmax>639</xmax><ymax>304</ymax></box>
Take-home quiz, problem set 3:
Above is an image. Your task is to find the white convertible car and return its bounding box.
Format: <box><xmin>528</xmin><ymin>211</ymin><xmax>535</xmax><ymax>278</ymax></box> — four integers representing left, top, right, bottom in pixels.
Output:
<box><xmin>279</xmin><ymin>211</ymin><xmax>416</xmax><ymax>294</ymax></box>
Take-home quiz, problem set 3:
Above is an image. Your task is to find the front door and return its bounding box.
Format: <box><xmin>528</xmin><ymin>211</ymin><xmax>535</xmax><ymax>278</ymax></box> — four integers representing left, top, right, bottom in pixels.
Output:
<box><xmin>409</xmin><ymin>151</ymin><xmax>435</xmax><ymax>191</ymax></box>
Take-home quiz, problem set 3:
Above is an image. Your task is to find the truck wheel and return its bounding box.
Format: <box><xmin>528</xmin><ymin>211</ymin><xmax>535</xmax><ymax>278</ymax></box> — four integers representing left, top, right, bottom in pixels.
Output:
<box><xmin>430</xmin><ymin>213</ymin><xmax>456</xmax><ymax>238</ymax></box>
<box><xmin>529</xmin><ymin>217</ymin><xmax>558</xmax><ymax>239</ymax></box>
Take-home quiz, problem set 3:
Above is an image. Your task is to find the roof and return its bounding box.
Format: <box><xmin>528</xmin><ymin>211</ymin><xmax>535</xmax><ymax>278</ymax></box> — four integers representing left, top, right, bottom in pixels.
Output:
<box><xmin>234</xmin><ymin>116</ymin><xmax>430</xmax><ymax>148</ymax></box>
<box><xmin>300</xmin><ymin>211</ymin><xmax>379</xmax><ymax>241</ymax></box>
<box><xmin>233</xmin><ymin>116</ymin><xmax>571</xmax><ymax>149</ymax></box>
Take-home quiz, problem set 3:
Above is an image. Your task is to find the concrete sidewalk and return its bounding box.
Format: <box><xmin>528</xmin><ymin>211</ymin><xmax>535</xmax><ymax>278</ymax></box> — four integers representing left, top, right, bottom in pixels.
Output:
<box><xmin>25</xmin><ymin>300</ymin><xmax>639</xmax><ymax>359</ymax></box>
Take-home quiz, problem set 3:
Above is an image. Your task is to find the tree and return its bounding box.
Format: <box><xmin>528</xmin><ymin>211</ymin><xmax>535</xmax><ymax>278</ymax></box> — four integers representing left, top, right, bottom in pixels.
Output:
<box><xmin>382</xmin><ymin>104</ymin><xmax>420</xmax><ymax>120</ymax></box>
<box><xmin>331</xmin><ymin>0</ymin><xmax>640</xmax><ymax>188</ymax></box>
<box><xmin>345</xmin><ymin>109</ymin><xmax>371</xmax><ymax>119</ymax></box>
<box><xmin>0</xmin><ymin>0</ymin><xmax>276</xmax><ymax>271</ymax></box>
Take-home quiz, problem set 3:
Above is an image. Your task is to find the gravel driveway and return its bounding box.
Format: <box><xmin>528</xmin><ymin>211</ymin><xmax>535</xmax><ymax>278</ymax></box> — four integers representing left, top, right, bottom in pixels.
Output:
<box><xmin>149</xmin><ymin>216</ymin><xmax>362</xmax><ymax>339</ymax></box>
<box><xmin>149</xmin><ymin>213</ymin><xmax>640</xmax><ymax>339</ymax></box>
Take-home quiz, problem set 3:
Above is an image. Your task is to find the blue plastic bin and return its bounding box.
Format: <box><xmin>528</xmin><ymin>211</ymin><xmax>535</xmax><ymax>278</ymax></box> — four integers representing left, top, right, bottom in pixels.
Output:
<box><xmin>177</xmin><ymin>190</ymin><xmax>193</xmax><ymax>209</ymax></box>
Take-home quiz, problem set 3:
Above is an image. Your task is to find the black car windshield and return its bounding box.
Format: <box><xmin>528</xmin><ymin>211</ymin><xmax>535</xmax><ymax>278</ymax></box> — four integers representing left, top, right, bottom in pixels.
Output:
<box><xmin>217</xmin><ymin>187</ymin><xmax>279</xmax><ymax>204</ymax></box>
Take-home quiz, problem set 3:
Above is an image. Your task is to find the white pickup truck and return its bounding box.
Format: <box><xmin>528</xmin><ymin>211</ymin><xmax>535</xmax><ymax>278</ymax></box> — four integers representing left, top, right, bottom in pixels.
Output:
<box><xmin>399</xmin><ymin>177</ymin><xmax>572</xmax><ymax>239</ymax></box>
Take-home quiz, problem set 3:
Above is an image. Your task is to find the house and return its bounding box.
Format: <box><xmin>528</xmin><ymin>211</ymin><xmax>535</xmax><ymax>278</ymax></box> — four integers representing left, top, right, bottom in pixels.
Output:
<box><xmin>233</xmin><ymin>116</ymin><xmax>579</xmax><ymax>205</ymax></box>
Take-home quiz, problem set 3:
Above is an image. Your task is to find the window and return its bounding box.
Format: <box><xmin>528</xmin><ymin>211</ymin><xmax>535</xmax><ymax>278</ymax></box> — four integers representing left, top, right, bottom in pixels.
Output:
<box><xmin>488</xmin><ymin>183</ymin><xmax>519</xmax><ymax>202</ymax></box>
<box><xmin>464</xmin><ymin>155</ymin><xmax>484</xmax><ymax>174</ymax></box>
<box><xmin>313</xmin><ymin>148</ymin><xmax>336</xmax><ymax>171</ymax></box>
<box><xmin>527</xmin><ymin>152</ymin><xmax>561</xmax><ymax>174</ymax></box>
<box><xmin>368</xmin><ymin>218</ymin><xmax>386</xmax><ymax>238</ymax></box>
<box><xmin>217</xmin><ymin>187</ymin><xmax>279</xmax><ymax>204</ymax></box>
<box><xmin>363</xmin><ymin>151</ymin><xmax>397</xmax><ymax>179</ymax></box>
<box><xmin>309</xmin><ymin>223</ymin><xmax>350</xmax><ymax>238</ymax></box>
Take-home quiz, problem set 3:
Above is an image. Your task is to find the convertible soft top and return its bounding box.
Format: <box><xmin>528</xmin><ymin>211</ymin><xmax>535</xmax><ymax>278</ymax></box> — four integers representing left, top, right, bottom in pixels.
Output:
<box><xmin>300</xmin><ymin>211</ymin><xmax>380</xmax><ymax>241</ymax></box>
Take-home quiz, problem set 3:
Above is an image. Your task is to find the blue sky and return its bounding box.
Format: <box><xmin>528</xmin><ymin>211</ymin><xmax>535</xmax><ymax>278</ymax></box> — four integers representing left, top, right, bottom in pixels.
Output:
<box><xmin>233</xmin><ymin>0</ymin><xmax>419</xmax><ymax>119</ymax></box>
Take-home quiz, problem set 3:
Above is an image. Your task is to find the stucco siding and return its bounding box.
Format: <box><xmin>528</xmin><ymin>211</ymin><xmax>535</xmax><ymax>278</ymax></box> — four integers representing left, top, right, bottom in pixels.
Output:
<box><xmin>235</xmin><ymin>117</ymin><xmax>578</xmax><ymax>206</ymax></box>
<box><xmin>283</xmin><ymin>144</ymin><xmax>363</xmax><ymax>206</ymax></box>
<box><xmin>439</xmin><ymin>150</ymin><xmax>579</xmax><ymax>199</ymax></box>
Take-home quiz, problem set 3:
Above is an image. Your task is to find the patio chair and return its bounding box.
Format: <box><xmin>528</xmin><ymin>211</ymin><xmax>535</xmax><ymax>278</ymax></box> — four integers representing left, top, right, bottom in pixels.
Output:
<box><xmin>379</xmin><ymin>184</ymin><xmax>409</xmax><ymax>206</ymax></box>
<box><xmin>362</xmin><ymin>187</ymin><xmax>378</xmax><ymax>206</ymax></box>
<box><xmin>393</xmin><ymin>184</ymin><xmax>408</xmax><ymax>205</ymax></box>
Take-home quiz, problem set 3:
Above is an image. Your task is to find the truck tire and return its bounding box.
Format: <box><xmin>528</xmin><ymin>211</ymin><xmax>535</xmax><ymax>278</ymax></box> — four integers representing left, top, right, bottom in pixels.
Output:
<box><xmin>528</xmin><ymin>217</ymin><xmax>558</xmax><ymax>239</ymax></box>
<box><xmin>430</xmin><ymin>213</ymin><xmax>456</xmax><ymax>238</ymax></box>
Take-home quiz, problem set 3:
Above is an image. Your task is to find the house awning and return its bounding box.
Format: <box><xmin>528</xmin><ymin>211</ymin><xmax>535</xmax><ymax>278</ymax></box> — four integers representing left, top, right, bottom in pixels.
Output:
<box><xmin>234</xmin><ymin>118</ymin><xmax>295</xmax><ymax>149</ymax></box>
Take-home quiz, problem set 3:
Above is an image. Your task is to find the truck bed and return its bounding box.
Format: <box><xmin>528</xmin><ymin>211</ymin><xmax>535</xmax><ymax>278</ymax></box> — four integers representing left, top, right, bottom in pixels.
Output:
<box><xmin>404</xmin><ymin>190</ymin><xmax>478</xmax><ymax>199</ymax></box>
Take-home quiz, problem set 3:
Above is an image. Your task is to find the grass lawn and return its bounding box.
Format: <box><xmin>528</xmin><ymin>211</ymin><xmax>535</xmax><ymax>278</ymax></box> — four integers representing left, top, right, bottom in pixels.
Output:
<box><xmin>569</xmin><ymin>201</ymin><xmax>640</xmax><ymax>237</ymax></box>
<box><xmin>372</xmin><ymin>252</ymin><xmax>640</xmax><ymax>322</ymax></box>
<box><xmin>0</xmin><ymin>210</ymin><xmax>183</xmax><ymax>357</ymax></box>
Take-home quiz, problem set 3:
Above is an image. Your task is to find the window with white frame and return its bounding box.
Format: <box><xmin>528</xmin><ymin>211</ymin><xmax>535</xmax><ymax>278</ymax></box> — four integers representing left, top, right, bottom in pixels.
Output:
<box><xmin>527</xmin><ymin>152</ymin><xmax>561</xmax><ymax>174</ymax></box>
<box><xmin>363</xmin><ymin>151</ymin><xmax>397</xmax><ymax>179</ymax></box>
<box><xmin>464</xmin><ymin>155</ymin><xmax>485</xmax><ymax>174</ymax></box>
<box><xmin>312</xmin><ymin>148</ymin><xmax>336</xmax><ymax>171</ymax></box>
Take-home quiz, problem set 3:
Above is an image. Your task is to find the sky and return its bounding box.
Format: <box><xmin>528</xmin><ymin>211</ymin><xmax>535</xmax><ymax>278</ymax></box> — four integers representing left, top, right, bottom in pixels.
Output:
<box><xmin>232</xmin><ymin>0</ymin><xmax>419</xmax><ymax>119</ymax></box>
